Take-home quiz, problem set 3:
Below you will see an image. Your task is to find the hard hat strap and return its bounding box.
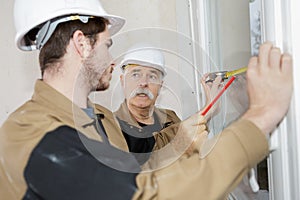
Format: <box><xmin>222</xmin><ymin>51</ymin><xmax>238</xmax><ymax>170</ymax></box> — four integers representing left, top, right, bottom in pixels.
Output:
<box><xmin>122</xmin><ymin>64</ymin><xmax>139</xmax><ymax>71</ymax></box>
<box><xmin>36</xmin><ymin>15</ymin><xmax>94</xmax><ymax>50</ymax></box>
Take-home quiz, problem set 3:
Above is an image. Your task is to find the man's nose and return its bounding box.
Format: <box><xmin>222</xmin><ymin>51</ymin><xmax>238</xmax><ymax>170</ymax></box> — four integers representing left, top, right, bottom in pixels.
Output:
<box><xmin>108</xmin><ymin>53</ymin><xmax>115</xmax><ymax>67</ymax></box>
<box><xmin>138</xmin><ymin>75</ymin><xmax>149</xmax><ymax>87</ymax></box>
<box><xmin>110</xmin><ymin>63</ymin><xmax>116</xmax><ymax>70</ymax></box>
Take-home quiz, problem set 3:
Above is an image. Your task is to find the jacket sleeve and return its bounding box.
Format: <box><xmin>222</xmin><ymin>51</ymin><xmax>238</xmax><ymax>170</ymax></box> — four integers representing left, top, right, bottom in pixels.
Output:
<box><xmin>133</xmin><ymin>119</ymin><xmax>269</xmax><ymax>200</ymax></box>
<box><xmin>23</xmin><ymin>126</ymin><xmax>139</xmax><ymax>200</ymax></box>
<box><xmin>153</xmin><ymin>109</ymin><xmax>188</xmax><ymax>150</ymax></box>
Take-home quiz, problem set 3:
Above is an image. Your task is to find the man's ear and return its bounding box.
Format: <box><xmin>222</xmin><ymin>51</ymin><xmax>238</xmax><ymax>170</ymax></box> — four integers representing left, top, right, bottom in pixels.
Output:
<box><xmin>120</xmin><ymin>74</ymin><xmax>125</xmax><ymax>87</ymax></box>
<box><xmin>72</xmin><ymin>30</ymin><xmax>91</xmax><ymax>58</ymax></box>
<box><xmin>158</xmin><ymin>81</ymin><xmax>164</xmax><ymax>94</ymax></box>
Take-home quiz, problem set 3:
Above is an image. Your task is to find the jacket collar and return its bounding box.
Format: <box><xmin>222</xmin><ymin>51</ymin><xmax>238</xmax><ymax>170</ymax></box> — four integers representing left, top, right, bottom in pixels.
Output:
<box><xmin>89</xmin><ymin>100</ymin><xmax>129</xmax><ymax>151</ymax></box>
<box><xmin>32</xmin><ymin>80</ymin><xmax>101</xmax><ymax>141</ymax></box>
<box><xmin>114</xmin><ymin>101</ymin><xmax>172</xmax><ymax>128</ymax></box>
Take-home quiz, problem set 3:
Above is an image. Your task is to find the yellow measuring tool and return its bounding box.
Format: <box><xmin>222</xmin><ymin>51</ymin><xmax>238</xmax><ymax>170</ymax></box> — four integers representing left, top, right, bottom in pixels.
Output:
<box><xmin>205</xmin><ymin>66</ymin><xmax>247</xmax><ymax>83</ymax></box>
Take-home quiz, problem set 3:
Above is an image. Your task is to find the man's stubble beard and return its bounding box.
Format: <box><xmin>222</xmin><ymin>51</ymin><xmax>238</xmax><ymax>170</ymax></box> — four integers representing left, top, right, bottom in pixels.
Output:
<box><xmin>81</xmin><ymin>52</ymin><xmax>105</xmax><ymax>91</ymax></box>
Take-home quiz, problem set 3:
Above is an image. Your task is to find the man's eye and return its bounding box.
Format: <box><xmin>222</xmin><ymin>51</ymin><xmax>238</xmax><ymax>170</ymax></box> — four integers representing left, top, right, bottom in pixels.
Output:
<box><xmin>149</xmin><ymin>74</ymin><xmax>158</xmax><ymax>80</ymax></box>
<box><xmin>131</xmin><ymin>73</ymin><xmax>141</xmax><ymax>78</ymax></box>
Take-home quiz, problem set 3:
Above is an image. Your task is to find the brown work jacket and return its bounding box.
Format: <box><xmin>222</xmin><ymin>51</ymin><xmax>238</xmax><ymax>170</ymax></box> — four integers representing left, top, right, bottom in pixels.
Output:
<box><xmin>114</xmin><ymin>101</ymin><xmax>181</xmax><ymax>151</ymax></box>
<box><xmin>0</xmin><ymin>80</ymin><xmax>269</xmax><ymax>199</ymax></box>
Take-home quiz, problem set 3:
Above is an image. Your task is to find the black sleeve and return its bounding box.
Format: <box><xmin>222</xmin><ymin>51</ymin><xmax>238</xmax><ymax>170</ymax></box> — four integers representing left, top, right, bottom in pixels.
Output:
<box><xmin>23</xmin><ymin>126</ymin><xmax>140</xmax><ymax>200</ymax></box>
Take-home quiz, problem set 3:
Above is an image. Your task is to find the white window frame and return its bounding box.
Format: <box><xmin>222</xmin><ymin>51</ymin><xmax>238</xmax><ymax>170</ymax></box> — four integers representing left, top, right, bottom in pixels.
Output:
<box><xmin>186</xmin><ymin>0</ymin><xmax>300</xmax><ymax>199</ymax></box>
<box><xmin>258</xmin><ymin>0</ymin><xmax>300</xmax><ymax>199</ymax></box>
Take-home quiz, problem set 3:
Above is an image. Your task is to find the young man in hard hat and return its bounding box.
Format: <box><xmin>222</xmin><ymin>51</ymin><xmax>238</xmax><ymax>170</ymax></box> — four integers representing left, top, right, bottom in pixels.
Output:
<box><xmin>0</xmin><ymin>0</ymin><xmax>293</xmax><ymax>200</ymax></box>
<box><xmin>114</xmin><ymin>44</ymin><xmax>220</xmax><ymax>165</ymax></box>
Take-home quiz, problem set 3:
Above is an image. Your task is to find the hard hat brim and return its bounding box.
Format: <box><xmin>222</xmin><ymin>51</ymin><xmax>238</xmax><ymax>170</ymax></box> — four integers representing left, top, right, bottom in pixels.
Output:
<box><xmin>120</xmin><ymin>59</ymin><xmax>167</xmax><ymax>77</ymax></box>
<box><xmin>102</xmin><ymin>14</ymin><xmax>125</xmax><ymax>36</ymax></box>
<box><xmin>15</xmin><ymin>8</ymin><xmax>125</xmax><ymax>51</ymax></box>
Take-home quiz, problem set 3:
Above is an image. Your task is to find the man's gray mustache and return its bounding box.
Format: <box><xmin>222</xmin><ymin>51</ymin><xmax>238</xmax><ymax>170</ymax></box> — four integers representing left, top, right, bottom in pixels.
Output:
<box><xmin>129</xmin><ymin>88</ymin><xmax>154</xmax><ymax>100</ymax></box>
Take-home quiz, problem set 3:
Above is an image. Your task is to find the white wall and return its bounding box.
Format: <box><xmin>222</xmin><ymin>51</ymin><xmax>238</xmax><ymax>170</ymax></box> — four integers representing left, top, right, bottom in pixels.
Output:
<box><xmin>0</xmin><ymin>0</ymin><xmax>252</xmax><ymax>125</ymax></box>
<box><xmin>0</xmin><ymin>0</ymin><xmax>185</xmax><ymax>125</ymax></box>
<box><xmin>0</xmin><ymin>1</ymin><xmax>40</xmax><ymax>125</ymax></box>
<box><xmin>218</xmin><ymin>0</ymin><xmax>252</xmax><ymax>69</ymax></box>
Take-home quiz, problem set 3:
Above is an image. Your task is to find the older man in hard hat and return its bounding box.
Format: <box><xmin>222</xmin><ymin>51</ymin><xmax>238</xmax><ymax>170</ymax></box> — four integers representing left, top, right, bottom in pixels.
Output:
<box><xmin>114</xmin><ymin>44</ymin><xmax>181</xmax><ymax>164</ymax></box>
<box><xmin>0</xmin><ymin>0</ymin><xmax>293</xmax><ymax>200</ymax></box>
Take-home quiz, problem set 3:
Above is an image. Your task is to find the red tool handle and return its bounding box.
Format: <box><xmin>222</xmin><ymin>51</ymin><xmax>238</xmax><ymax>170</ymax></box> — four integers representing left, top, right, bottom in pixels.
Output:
<box><xmin>201</xmin><ymin>76</ymin><xmax>236</xmax><ymax>116</ymax></box>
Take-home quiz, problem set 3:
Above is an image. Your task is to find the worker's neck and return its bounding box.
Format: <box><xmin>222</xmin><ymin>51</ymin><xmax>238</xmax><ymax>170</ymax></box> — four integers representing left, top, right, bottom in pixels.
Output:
<box><xmin>128</xmin><ymin>104</ymin><xmax>155</xmax><ymax>125</ymax></box>
<box><xmin>43</xmin><ymin>66</ymin><xmax>90</xmax><ymax>109</ymax></box>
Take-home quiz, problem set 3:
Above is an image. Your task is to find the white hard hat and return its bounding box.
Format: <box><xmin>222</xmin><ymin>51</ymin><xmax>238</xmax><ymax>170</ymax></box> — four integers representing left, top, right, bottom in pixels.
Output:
<box><xmin>14</xmin><ymin>0</ymin><xmax>125</xmax><ymax>51</ymax></box>
<box><xmin>120</xmin><ymin>44</ymin><xmax>167</xmax><ymax>76</ymax></box>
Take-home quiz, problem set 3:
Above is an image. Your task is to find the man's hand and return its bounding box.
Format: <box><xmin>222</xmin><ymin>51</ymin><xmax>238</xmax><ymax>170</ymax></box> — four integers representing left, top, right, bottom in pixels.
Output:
<box><xmin>171</xmin><ymin>113</ymin><xmax>208</xmax><ymax>156</ymax></box>
<box><xmin>242</xmin><ymin>42</ymin><xmax>293</xmax><ymax>135</ymax></box>
<box><xmin>201</xmin><ymin>74</ymin><xmax>223</xmax><ymax>120</ymax></box>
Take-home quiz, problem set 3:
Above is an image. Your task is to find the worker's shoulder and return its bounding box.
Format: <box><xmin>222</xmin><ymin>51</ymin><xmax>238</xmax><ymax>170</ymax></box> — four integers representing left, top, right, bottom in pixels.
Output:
<box><xmin>7</xmin><ymin>100</ymin><xmax>52</xmax><ymax>122</ymax></box>
<box><xmin>1</xmin><ymin>100</ymin><xmax>65</xmax><ymax>138</ymax></box>
<box><xmin>155</xmin><ymin>106</ymin><xmax>181</xmax><ymax>121</ymax></box>
<box><xmin>157</xmin><ymin>107</ymin><xmax>175</xmax><ymax>114</ymax></box>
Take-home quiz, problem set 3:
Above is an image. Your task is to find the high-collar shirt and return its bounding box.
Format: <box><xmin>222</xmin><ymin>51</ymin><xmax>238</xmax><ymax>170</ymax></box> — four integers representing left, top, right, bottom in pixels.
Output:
<box><xmin>114</xmin><ymin>101</ymin><xmax>181</xmax><ymax>152</ymax></box>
